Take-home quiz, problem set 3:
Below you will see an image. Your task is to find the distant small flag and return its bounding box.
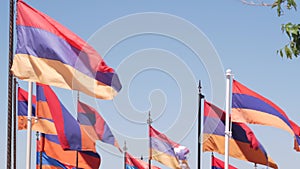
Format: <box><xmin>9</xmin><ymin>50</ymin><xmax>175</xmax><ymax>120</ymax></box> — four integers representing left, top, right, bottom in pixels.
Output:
<box><xmin>203</xmin><ymin>100</ymin><xmax>278</xmax><ymax>169</ymax></box>
<box><xmin>231</xmin><ymin>80</ymin><xmax>300</xmax><ymax>151</ymax></box>
<box><xmin>125</xmin><ymin>152</ymin><xmax>160</xmax><ymax>169</ymax></box>
<box><xmin>77</xmin><ymin>101</ymin><xmax>120</xmax><ymax>150</ymax></box>
<box><xmin>150</xmin><ymin>126</ymin><xmax>190</xmax><ymax>169</ymax></box>
<box><xmin>211</xmin><ymin>155</ymin><xmax>237</xmax><ymax>169</ymax></box>
<box><xmin>11</xmin><ymin>1</ymin><xmax>122</xmax><ymax>100</ymax></box>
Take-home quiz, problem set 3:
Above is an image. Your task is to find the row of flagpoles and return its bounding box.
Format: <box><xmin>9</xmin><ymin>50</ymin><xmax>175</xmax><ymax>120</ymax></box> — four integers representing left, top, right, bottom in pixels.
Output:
<box><xmin>17</xmin><ymin>82</ymin><xmax>191</xmax><ymax>169</ymax></box>
<box><xmin>15</xmin><ymin>73</ymin><xmax>291</xmax><ymax>169</ymax></box>
<box><xmin>6</xmin><ymin>0</ymin><xmax>300</xmax><ymax>169</ymax></box>
<box><xmin>202</xmin><ymin>69</ymin><xmax>300</xmax><ymax>169</ymax></box>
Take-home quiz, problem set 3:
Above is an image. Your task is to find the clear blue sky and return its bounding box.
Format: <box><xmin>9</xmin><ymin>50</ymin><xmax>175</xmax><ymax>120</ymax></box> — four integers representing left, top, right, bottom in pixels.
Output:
<box><xmin>1</xmin><ymin>0</ymin><xmax>300</xmax><ymax>168</ymax></box>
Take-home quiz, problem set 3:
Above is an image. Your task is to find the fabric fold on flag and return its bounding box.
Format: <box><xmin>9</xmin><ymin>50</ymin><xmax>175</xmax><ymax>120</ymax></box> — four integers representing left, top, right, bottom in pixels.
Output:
<box><xmin>36</xmin><ymin>83</ymin><xmax>96</xmax><ymax>152</ymax></box>
<box><xmin>290</xmin><ymin>120</ymin><xmax>300</xmax><ymax>151</ymax></box>
<box><xmin>38</xmin><ymin>133</ymin><xmax>100</xmax><ymax>169</ymax></box>
<box><xmin>211</xmin><ymin>155</ymin><xmax>237</xmax><ymax>169</ymax></box>
<box><xmin>125</xmin><ymin>152</ymin><xmax>160</xmax><ymax>169</ymax></box>
<box><xmin>231</xmin><ymin>80</ymin><xmax>300</xmax><ymax>151</ymax></box>
<box><xmin>11</xmin><ymin>1</ymin><xmax>122</xmax><ymax>100</ymax></box>
<box><xmin>77</xmin><ymin>100</ymin><xmax>121</xmax><ymax>151</ymax></box>
<box><xmin>203</xmin><ymin>100</ymin><xmax>278</xmax><ymax>169</ymax></box>
<box><xmin>150</xmin><ymin>126</ymin><xmax>190</xmax><ymax>169</ymax></box>
<box><xmin>294</xmin><ymin>136</ymin><xmax>300</xmax><ymax>152</ymax></box>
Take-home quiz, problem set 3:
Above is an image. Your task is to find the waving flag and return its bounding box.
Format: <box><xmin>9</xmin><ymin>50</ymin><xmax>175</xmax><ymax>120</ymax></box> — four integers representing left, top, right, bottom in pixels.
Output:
<box><xmin>18</xmin><ymin>87</ymin><xmax>56</xmax><ymax>134</ymax></box>
<box><xmin>77</xmin><ymin>101</ymin><xmax>120</xmax><ymax>150</ymax></box>
<box><xmin>125</xmin><ymin>152</ymin><xmax>160</xmax><ymax>169</ymax></box>
<box><xmin>38</xmin><ymin>133</ymin><xmax>100</xmax><ymax>169</ymax></box>
<box><xmin>203</xmin><ymin>100</ymin><xmax>278</xmax><ymax>169</ymax></box>
<box><xmin>36</xmin><ymin>83</ymin><xmax>96</xmax><ymax>152</ymax></box>
<box><xmin>150</xmin><ymin>126</ymin><xmax>190</xmax><ymax>169</ymax></box>
<box><xmin>17</xmin><ymin>87</ymin><xmax>36</xmax><ymax>130</ymax></box>
<box><xmin>11</xmin><ymin>1</ymin><xmax>121</xmax><ymax>100</ymax></box>
<box><xmin>231</xmin><ymin>80</ymin><xmax>300</xmax><ymax>151</ymax></box>
<box><xmin>36</xmin><ymin>152</ymin><xmax>76</xmax><ymax>169</ymax></box>
<box><xmin>211</xmin><ymin>155</ymin><xmax>237</xmax><ymax>169</ymax></box>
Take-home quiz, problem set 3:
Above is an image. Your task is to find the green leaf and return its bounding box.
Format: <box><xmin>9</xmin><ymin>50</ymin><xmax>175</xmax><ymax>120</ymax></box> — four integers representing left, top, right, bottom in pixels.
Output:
<box><xmin>285</xmin><ymin>45</ymin><xmax>292</xmax><ymax>59</ymax></box>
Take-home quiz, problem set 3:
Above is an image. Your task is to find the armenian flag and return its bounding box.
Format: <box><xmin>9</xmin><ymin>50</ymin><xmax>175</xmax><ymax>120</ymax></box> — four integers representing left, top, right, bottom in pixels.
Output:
<box><xmin>11</xmin><ymin>1</ymin><xmax>122</xmax><ymax>100</ymax></box>
<box><xmin>36</xmin><ymin>152</ymin><xmax>76</xmax><ymax>169</ymax></box>
<box><xmin>36</xmin><ymin>83</ymin><xmax>96</xmax><ymax>152</ymax></box>
<box><xmin>77</xmin><ymin>101</ymin><xmax>120</xmax><ymax>150</ymax></box>
<box><xmin>38</xmin><ymin>133</ymin><xmax>100</xmax><ymax>169</ymax></box>
<box><xmin>150</xmin><ymin>126</ymin><xmax>190</xmax><ymax>169</ymax></box>
<box><xmin>203</xmin><ymin>100</ymin><xmax>278</xmax><ymax>169</ymax></box>
<box><xmin>18</xmin><ymin>87</ymin><xmax>56</xmax><ymax>134</ymax></box>
<box><xmin>231</xmin><ymin>80</ymin><xmax>300</xmax><ymax>151</ymax></box>
<box><xmin>17</xmin><ymin>87</ymin><xmax>36</xmax><ymax>130</ymax></box>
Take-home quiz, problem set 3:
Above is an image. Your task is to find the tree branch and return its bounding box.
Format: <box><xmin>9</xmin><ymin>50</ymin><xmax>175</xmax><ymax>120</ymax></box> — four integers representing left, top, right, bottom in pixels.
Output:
<box><xmin>240</xmin><ymin>0</ymin><xmax>275</xmax><ymax>7</ymax></box>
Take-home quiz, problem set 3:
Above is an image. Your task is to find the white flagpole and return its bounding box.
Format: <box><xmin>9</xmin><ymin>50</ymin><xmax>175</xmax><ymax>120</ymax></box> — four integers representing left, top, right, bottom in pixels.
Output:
<box><xmin>224</xmin><ymin>69</ymin><xmax>233</xmax><ymax>169</ymax></box>
<box><xmin>26</xmin><ymin>82</ymin><xmax>33</xmax><ymax>169</ymax></box>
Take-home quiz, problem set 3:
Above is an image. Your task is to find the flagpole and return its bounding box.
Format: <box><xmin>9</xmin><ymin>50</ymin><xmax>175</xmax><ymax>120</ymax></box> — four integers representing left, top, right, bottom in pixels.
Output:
<box><xmin>198</xmin><ymin>80</ymin><xmax>204</xmax><ymax>169</ymax></box>
<box><xmin>147</xmin><ymin>111</ymin><xmax>152</xmax><ymax>169</ymax></box>
<box><xmin>35</xmin><ymin>131</ymin><xmax>43</xmax><ymax>169</ymax></box>
<box><xmin>76</xmin><ymin>151</ymin><xmax>79</xmax><ymax>169</ymax></box>
<box><xmin>211</xmin><ymin>153</ymin><xmax>213</xmax><ymax>168</ymax></box>
<box><xmin>26</xmin><ymin>81</ymin><xmax>33</xmax><ymax>169</ymax></box>
<box><xmin>13</xmin><ymin>78</ymin><xmax>17</xmax><ymax>169</ymax></box>
<box><xmin>76</xmin><ymin>91</ymin><xmax>80</xmax><ymax>169</ymax></box>
<box><xmin>123</xmin><ymin>141</ymin><xmax>127</xmax><ymax>169</ymax></box>
<box><xmin>7</xmin><ymin>0</ymin><xmax>15</xmax><ymax>168</ymax></box>
<box><xmin>37</xmin><ymin>132</ymin><xmax>43</xmax><ymax>169</ymax></box>
<box><xmin>224</xmin><ymin>69</ymin><xmax>233</xmax><ymax>169</ymax></box>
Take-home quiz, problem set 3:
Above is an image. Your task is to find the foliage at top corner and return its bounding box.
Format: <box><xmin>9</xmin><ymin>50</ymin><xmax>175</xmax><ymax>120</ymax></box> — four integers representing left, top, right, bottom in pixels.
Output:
<box><xmin>272</xmin><ymin>0</ymin><xmax>297</xmax><ymax>16</ymax></box>
<box><xmin>278</xmin><ymin>23</ymin><xmax>300</xmax><ymax>59</ymax></box>
<box><xmin>271</xmin><ymin>0</ymin><xmax>299</xmax><ymax>59</ymax></box>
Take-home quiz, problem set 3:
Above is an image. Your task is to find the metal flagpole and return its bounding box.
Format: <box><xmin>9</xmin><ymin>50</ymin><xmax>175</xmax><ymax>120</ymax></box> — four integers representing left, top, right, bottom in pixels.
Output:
<box><xmin>198</xmin><ymin>80</ymin><xmax>205</xmax><ymax>169</ymax></box>
<box><xmin>38</xmin><ymin>132</ymin><xmax>43</xmax><ymax>169</ymax></box>
<box><xmin>26</xmin><ymin>82</ymin><xmax>33</xmax><ymax>169</ymax></box>
<box><xmin>211</xmin><ymin>152</ymin><xmax>214</xmax><ymax>168</ymax></box>
<box><xmin>147</xmin><ymin>111</ymin><xmax>152</xmax><ymax>169</ymax></box>
<box><xmin>13</xmin><ymin>78</ymin><xmax>17</xmax><ymax>169</ymax></box>
<box><xmin>123</xmin><ymin>141</ymin><xmax>127</xmax><ymax>169</ymax></box>
<box><xmin>76</xmin><ymin>91</ymin><xmax>80</xmax><ymax>169</ymax></box>
<box><xmin>35</xmin><ymin>131</ymin><xmax>43</xmax><ymax>169</ymax></box>
<box><xmin>7</xmin><ymin>0</ymin><xmax>15</xmax><ymax>168</ymax></box>
<box><xmin>76</xmin><ymin>151</ymin><xmax>79</xmax><ymax>169</ymax></box>
<box><xmin>224</xmin><ymin>69</ymin><xmax>233</xmax><ymax>169</ymax></box>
